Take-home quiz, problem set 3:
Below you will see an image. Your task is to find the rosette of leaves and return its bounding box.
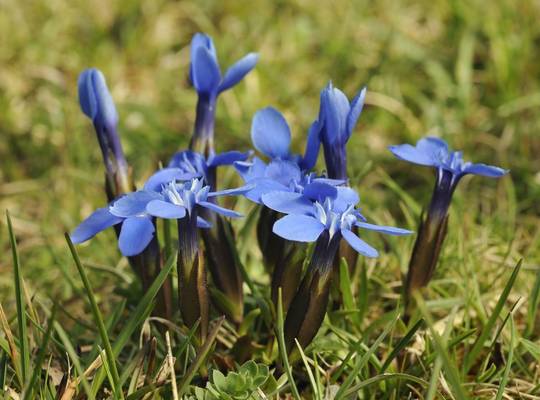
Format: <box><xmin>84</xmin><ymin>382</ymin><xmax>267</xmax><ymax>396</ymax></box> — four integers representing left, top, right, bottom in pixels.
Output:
<box><xmin>191</xmin><ymin>361</ymin><xmax>270</xmax><ymax>400</ymax></box>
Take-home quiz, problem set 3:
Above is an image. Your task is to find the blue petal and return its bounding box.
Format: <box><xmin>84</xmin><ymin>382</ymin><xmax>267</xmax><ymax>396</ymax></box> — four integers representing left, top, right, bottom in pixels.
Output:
<box><xmin>77</xmin><ymin>69</ymin><xmax>97</xmax><ymax>120</ymax></box>
<box><xmin>199</xmin><ymin>201</ymin><xmax>243</xmax><ymax>218</ymax></box>
<box><xmin>333</xmin><ymin>187</ymin><xmax>360</xmax><ymax>212</ymax></box>
<box><xmin>78</xmin><ymin>69</ymin><xmax>118</xmax><ymax>126</ymax></box>
<box><xmin>71</xmin><ymin>207</ymin><xmax>122</xmax><ymax>244</ymax></box>
<box><xmin>303</xmin><ymin>182</ymin><xmax>338</xmax><ymax>202</ymax></box>
<box><xmin>168</xmin><ymin>150</ymin><xmax>208</xmax><ymax>176</ymax></box>
<box><xmin>264</xmin><ymin>159</ymin><xmax>301</xmax><ymax>186</ymax></box>
<box><xmin>355</xmin><ymin>221</ymin><xmax>412</xmax><ymax>236</ymax></box>
<box><xmin>218</xmin><ymin>53</ymin><xmax>259</xmax><ymax>93</ymax></box>
<box><xmin>262</xmin><ymin>191</ymin><xmax>314</xmax><ymax>215</ymax></box>
<box><xmin>234</xmin><ymin>157</ymin><xmax>267</xmax><ymax>182</ymax></box>
<box><xmin>312</xmin><ymin>177</ymin><xmax>346</xmax><ymax>186</ymax></box>
<box><xmin>251</xmin><ymin>107</ymin><xmax>291</xmax><ymax>159</ymax></box>
<box><xmin>146</xmin><ymin>200</ymin><xmax>186</xmax><ymax>219</ymax></box>
<box><xmin>191</xmin><ymin>44</ymin><xmax>221</xmax><ymax>94</ymax></box>
<box><xmin>197</xmin><ymin>216</ymin><xmax>212</xmax><ymax>229</ymax></box>
<box><xmin>463</xmin><ymin>163</ymin><xmax>508</xmax><ymax>178</ymax></box>
<box><xmin>341</xmin><ymin>229</ymin><xmax>378</xmax><ymax>257</ymax></box>
<box><xmin>388</xmin><ymin>143</ymin><xmax>439</xmax><ymax>167</ymax></box>
<box><xmin>320</xmin><ymin>83</ymin><xmax>350</xmax><ymax>144</ymax></box>
<box><xmin>243</xmin><ymin>178</ymin><xmax>289</xmax><ymax>203</ymax></box>
<box><xmin>273</xmin><ymin>214</ymin><xmax>325</xmax><ymax>242</ymax></box>
<box><xmin>300</xmin><ymin>121</ymin><xmax>321</xmax><ymax>171</ymax></box>
<box><xmin>208</xmin><ymin>185</ymin><xmax>252</xmax><ymax>198</ymax></box>
<box><xmin>109</xmin><ymin>191</ymin><xmax>162</xmax><ymax>218</ymax></box>
<box><xmin>417</xmin><ymin>137</ymin><xmax>449</xmax><ymax>158</ymax></box>
<box><xmin>143</xmin><ymin>168</ymin><xmax>194</xmax><ymax>192</ymax></box>
<box><xmin>346</xmin><ymin>86</ymin><xmax>366</xmax><ymax>140</ymax></box>
<box><xmin>118</xmin><ymin>216</ymin><xmax>155</xmax><ymax>256</ymax></box>
<box><xmin>208</xmin><ymin>151</ymin><xmax>250</xmax><ymax>167</ymax></box>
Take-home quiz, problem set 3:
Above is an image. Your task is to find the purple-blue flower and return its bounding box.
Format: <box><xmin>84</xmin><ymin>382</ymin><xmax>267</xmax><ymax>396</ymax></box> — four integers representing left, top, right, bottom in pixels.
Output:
<box><xmin>311</xmin><ymin>82</ymin><xmax>367</xmax><ymax>180</ymax></box>
<box><xmin>389</xmin><ymin>136</ymin><xmax>508</xmax><ymax>218</ymax></box>
<box><xmin>189</xmin><ymin>33</ymin><xmax>258</xmax><ymax>155</ymax></box>
<box><xmin>262</xmin><ymin>191</ymin><xmax>411</xmax><ymax>259</ymax></box>
<box><xmin>70</xmin><ymin>167</ymin><xmax>247</xmax><ymax>256</ymax></box>
<box><xmin>169</xmin><ymin>149</ymin><xmax>249</xmax><ymax>188</ymax></box>
<box><xmin>78</xmin><ymin>68</ymin><xmax>130</xmax><ymax>193</ymax></box>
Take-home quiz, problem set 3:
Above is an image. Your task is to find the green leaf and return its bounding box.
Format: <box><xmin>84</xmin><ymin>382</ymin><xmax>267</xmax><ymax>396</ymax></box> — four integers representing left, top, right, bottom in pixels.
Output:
<box><xmin>463</xmin><ymin>259</ymin><xmax>522</xmax><ymax>373</ymax></box>
<box><xmin>7</xmin><ymin>211</ymin><xmax>29</xmax><ymax>384</ymax></box>
<box><xmin>65</xmin><ymin>233</ymin><xmax>123</xmax><ymax>399</ymax></box>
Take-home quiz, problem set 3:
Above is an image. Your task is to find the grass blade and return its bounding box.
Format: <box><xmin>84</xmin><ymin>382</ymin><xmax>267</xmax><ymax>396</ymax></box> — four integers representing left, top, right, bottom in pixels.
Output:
<box><xmin>177</xmin><ymin>317</ymin><xmax>225</xmax><ymax>396</ymax></box>
<box><xmin>495</xmin><ymin>316</ymin><xmax>515</xmax><ymax>400</ymax></box>
<box><xmin>65</xmin><ymin>233</ymin><xmax>123</xmax><ymax>399</ymax></box>
<box><xmin>525</xmin><ymin>265</ymin><xmax>540</xmax><ymax>337</ymax></box>
<box><xmin>276</xmin><ymin>288</ymin><xmax>301</xmax><ymax>400</ymax></box>
<box><xmin>380</xmin><ymin>318</ymin><xmax>424</xmax><ymax>373</ymax></box>
<box><xmin>22</xmin><ymin>305</ymin><xmax>57</xmax><ymax>400</ymax></box>
<box><xmin>334</xmin><ymin>314</ymin><xmax>399</xmax><ymax>399</ymax></box>
<box><xmin>7</xmin><ymin>211</ymin><xmax>29</xmax><ymax>384</ymax></box>
<box><xmin>463</xmin><ymin>259</ymin><xmax>522</xmax><ymax>373</ymax></box>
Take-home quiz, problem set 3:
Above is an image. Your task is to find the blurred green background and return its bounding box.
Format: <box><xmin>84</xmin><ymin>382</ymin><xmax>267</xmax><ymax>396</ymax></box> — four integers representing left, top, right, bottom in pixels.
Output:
<box><xmin>1</xmin><ymin>0</ymin><xmax>539</xmax><ymax>303</ymax></box>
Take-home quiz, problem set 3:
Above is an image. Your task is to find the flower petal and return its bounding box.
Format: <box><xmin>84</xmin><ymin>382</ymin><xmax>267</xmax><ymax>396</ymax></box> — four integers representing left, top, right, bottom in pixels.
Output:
<box><xmin>262</xmin><ymin>191</ymin><xmax>314</xmax><ymax>215</ymax></box>
<box><xmin>143</xmin><ymin>168</ymin><xmax>193</xmax><ymax>192</ymax></box>
<box><xmin>355</xmin><ymin>221</ymin><xmax>412</xmax><ymax>235</ymax></box>
<box><xmin>208</xmin><ymin>185</ymin><xmax>253</xmax><ymax>198</ymax></box>
<box><xmin>345</xmin><ymin>86</ymin><xmax>366</xmax><ymax>140</ymax></box>
<box><xmin>243</xmin><ymin>178</ymin><xmax>289</xmax><ymax>203</ymax></box>
<box><xmin>300</xmin><ymin>120</ymin><xmax>321</xmax><ymax>171</ymax></box>
<box><xmin>303</xmin><ymin>182</ymin><xmax>338</xmax><ymax>202</ymax></box>
<box><xmin>218</xmin><ymin>53</ymin><xmax>259</xmax><ymax>93</ymax></box>
<box><xmin>191</xmin><ymin>44</ymin><xmax>221</xmax><ymax>94</ymax></box>
<box><xmin>251</xmin><ymin>107</ymin><xmax>291</xmax><ymax>159</ymax></box>
<box><xmin>71</xmin><ymin>207</ymin><xmax>122</xmax><ymax>244</ymax></box>
<box><xmin>118</xmin><ymin>216</ymin><xmax>155</xmax><ymax>256</ymax></box>
<box><xmin>320</xmin><ymin>83</ymin><xmax>350</xmax><ymax>144</ymax></box>
<box><xmin>199</xmin><ymin>201</ymin><xmax>243</xmax><ymax>218</ymax></box>
<box><xmin>341</xmin><ymin>229</ymin><xmax>378</xmax><ymax>258</ymax></box>
<box><xmin>273</xmin><ymin>214</ymin><xmax>325</xmax><ymax>242</ymax></box>
<box><xmin>208</xmin><ymin>151</ymin><xmax>250</xmax><ymax>167</ymax></box>
<box><xmin>234</xmin><ymin>156</ymin><xmax>267</xmax><ymax>182</ymax></box>
<box><xmin>146</xmin><ymin>200</ymin><xmax>186</xmax><ymax>219</ymax></box>
<box><xmin>388</xmin><ymin>143</ymin><xmax>438</xmax><ymax>167</ymax></box>
<box><xmin>264</xmin><ymin>159</ymin><xmax>301</xmax><ymax>186</ymax></box>
<box><xmin>109</xmin><ymin>191</ymin><xmax>162</xmax><ymax>218</ymax></box>
<box><xmin>333</xmin><ymin>187</ymin><xmax>360</xmax><ymax>212</ymax></box>
<box><xmin>77</xmin><ymin>69</ymin><xmax>98</xmax><ymax>120</ymax></box>
<box><xmin>463</xmin><ymin>163</ymin><xmax>508</xmax><ymax>178</ymax></box>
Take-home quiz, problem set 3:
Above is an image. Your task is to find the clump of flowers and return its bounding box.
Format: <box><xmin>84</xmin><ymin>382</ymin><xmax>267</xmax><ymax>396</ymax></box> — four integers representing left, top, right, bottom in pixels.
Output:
<box><xmin>71</xmin><ymin>32</ymin><xmax>507</xmax><ymax>357</ymax></box>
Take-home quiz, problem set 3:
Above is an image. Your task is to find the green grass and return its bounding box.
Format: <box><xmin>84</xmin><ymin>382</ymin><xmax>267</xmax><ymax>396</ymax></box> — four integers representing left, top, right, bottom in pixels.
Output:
<box><xmin>1</xmin><ymin>0</ymin><xmax>540</xmax><ymax>398</ymax></box>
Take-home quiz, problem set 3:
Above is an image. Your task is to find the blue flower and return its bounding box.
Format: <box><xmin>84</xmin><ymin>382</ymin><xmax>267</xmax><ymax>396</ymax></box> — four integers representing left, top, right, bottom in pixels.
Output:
<box><xmin>389</xmin><ymin>136</ymin><xmax>508</xmax><ymax>218</ymax></box>
<box><xmin>389</xmin><ymin>136</ymin><xmax>508</xmax><ymax>180</ymax></box>
<box><xmin>145</xmin><ymin>178</ymin><xmax>247</xmax><ymax>223</ymax></box>
<box><xmin>262</xmin><ymin>191</ymin><xmax>411</xmax><ymax>258</ymax></box>
<box><xmin>311</xmin><ymin>82</ymin><xmax>367</xmax><ymax>180</ymax></box>
<box><xmin>78</xmin><ymin>68</ymin><xmax>131</xmax><ymax>193</ymax></box>
<box><xmin>71</xmin><ymin>168</ymin><xmax>199</xmax><ymax>256</ymax></box>
<box><xmin>189</xmin><ymin>33</ymin><xmax>258</xmax><ymax>155</ymax></box>
<box><xmin>169</xmin><ymin>149</ymin><xmax>249</xmax><ymax>187</ymax></box>
<box><xmin>190</xmin><ymin>33</ymin><xmax>259</xmax><ymax>97</ymax></box>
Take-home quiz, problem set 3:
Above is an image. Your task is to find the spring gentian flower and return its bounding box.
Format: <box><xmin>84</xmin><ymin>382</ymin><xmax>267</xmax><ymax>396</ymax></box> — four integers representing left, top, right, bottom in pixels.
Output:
<box><xmin>144</xmin><ymin>177</ymin><xmax>247</xmax><ymax>337</ymax></box>
<box><xmin>71</xmin><ymin>168</ymin><xmax>192</xmax><ymax>256</ymax></box>
<box><xmin>78</xmin><ymin>68</ymin><xmax>131</xmax><ymax>196</ymax></box>
<box><xmin>389</xmin><ymin>136</ymin><xmax>508</xmax><ymax>304</ymax></box>
<box><xmin>169</xmin><ymin>149</ymin><xmax>249</xmax><ymax>189</ymax></box>
<box><xmin>262</xmin><ymin>188</ymin><xmax>410</xmax><ymax>352</ymax></box>
<box><xmin>311</xmin><ymin>82</ymin><xmax>367</xmax><ymax>180</ymax></box>
<box><xmin>189</xmin><ymin>33</ymin><xmax>258</xmax><ymax>155</ymax></box>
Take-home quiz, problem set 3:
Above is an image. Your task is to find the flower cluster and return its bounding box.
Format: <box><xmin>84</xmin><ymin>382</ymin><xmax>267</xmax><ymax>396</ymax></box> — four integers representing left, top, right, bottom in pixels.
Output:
<box><xmin>71</xmin><ymin>32</ymin><xmax>507</xmax><ymax>352</ymax></box>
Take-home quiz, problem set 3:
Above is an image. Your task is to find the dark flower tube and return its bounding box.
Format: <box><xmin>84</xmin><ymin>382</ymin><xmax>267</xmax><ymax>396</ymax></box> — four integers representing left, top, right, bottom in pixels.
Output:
<box><xmin>389</xmin><ymin>137</ymin><xmax>508</xmax><ymax>306</ymax></box>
